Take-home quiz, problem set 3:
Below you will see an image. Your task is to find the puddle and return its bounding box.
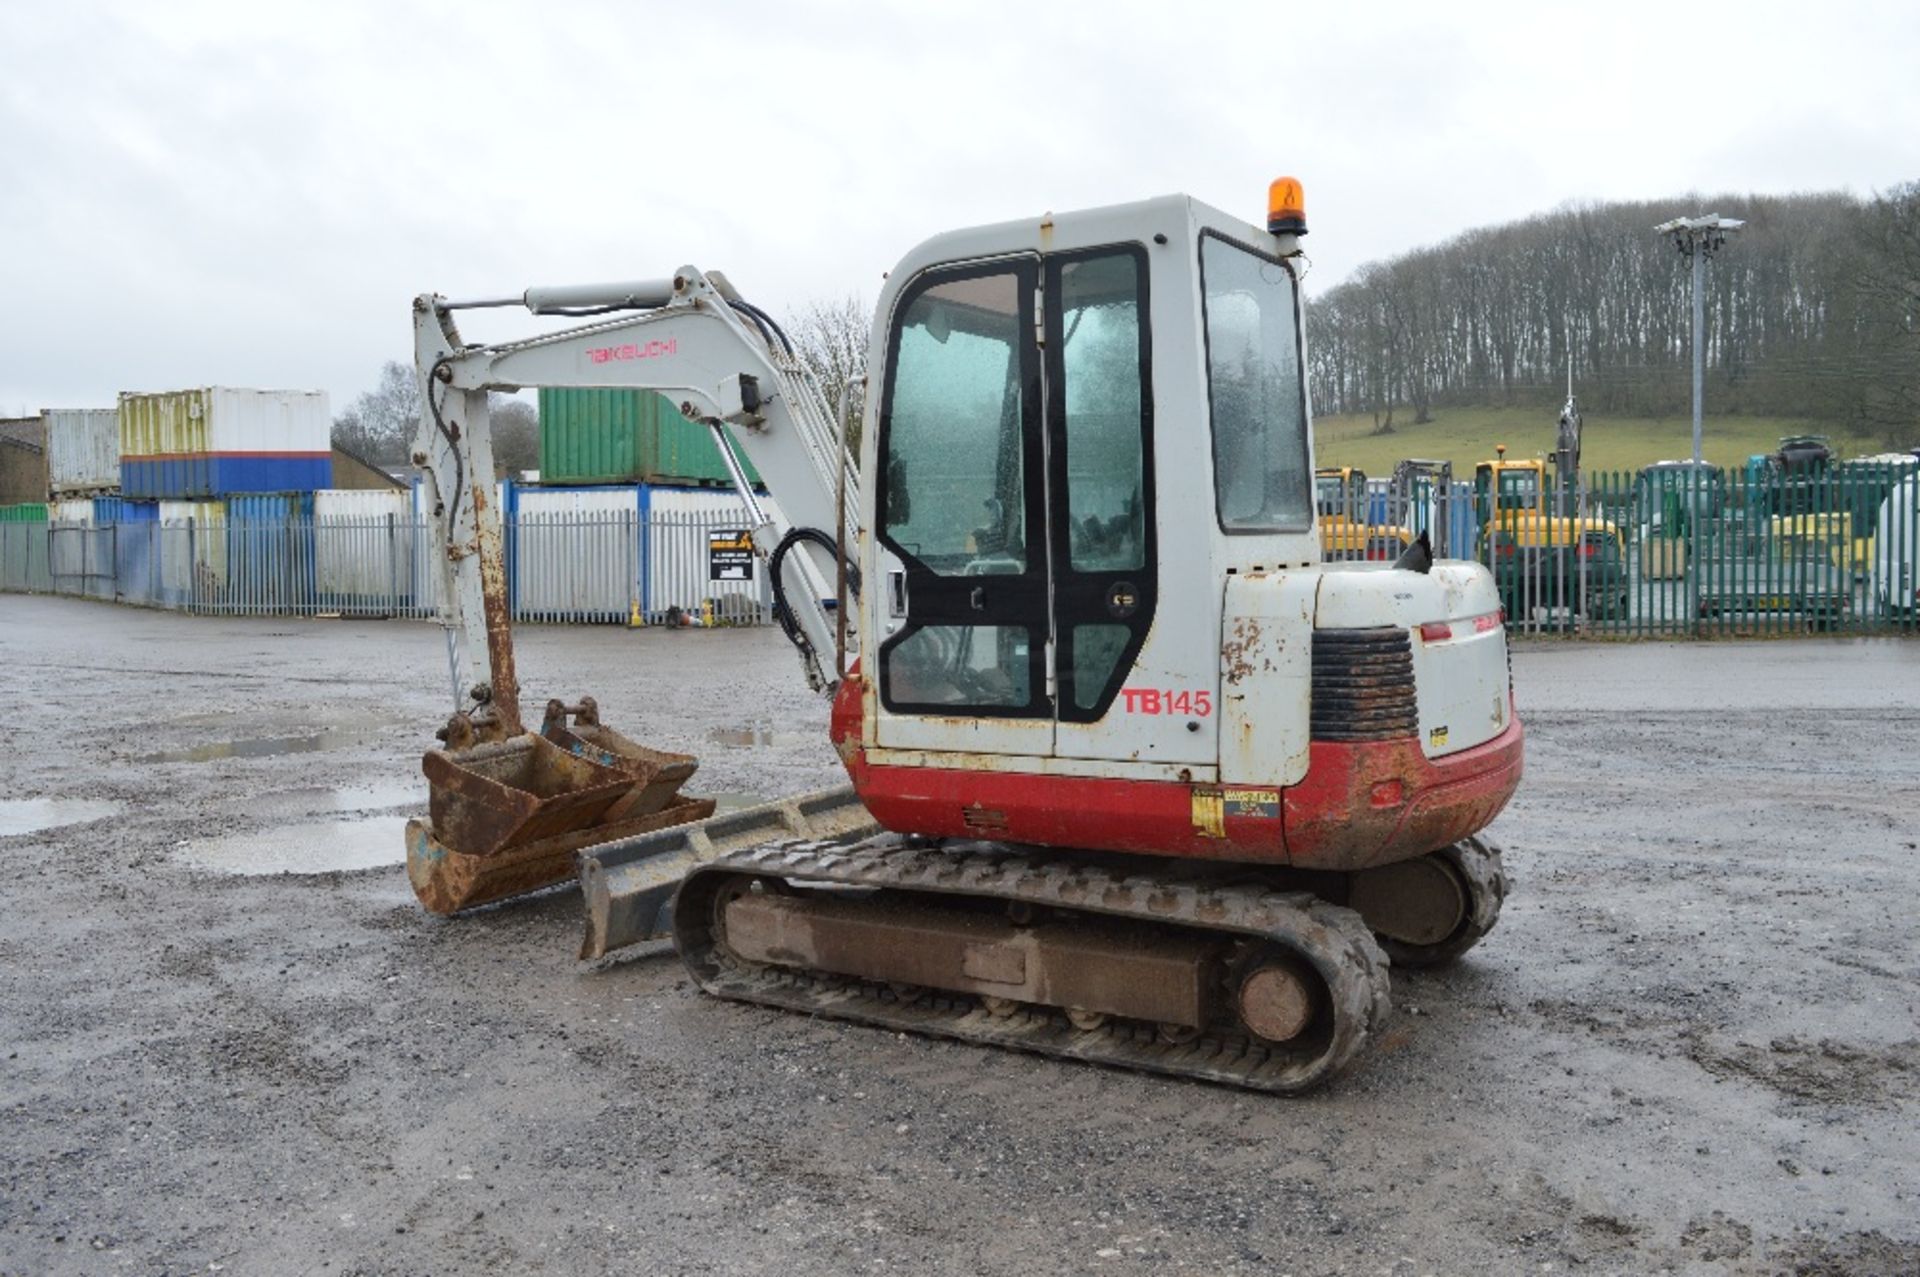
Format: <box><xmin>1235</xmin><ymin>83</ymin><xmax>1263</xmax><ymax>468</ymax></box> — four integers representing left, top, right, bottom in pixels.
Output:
<box><xmin>0</xmin><ymin>798</ymin><xmax>123</xmax><ymax>838</ymax></box>
<box><xmin>138</xmin><ymin>730</ymin><xmax>378</xmax><ymax>764</ymax></box>
<box><xmin>708</xmin><ymin>725</ymin><xmax>815</xmax><ymax>749</ymax></box>
<box><xmin>176</xmin><ymin>817</ymin><xmax>409</xmax><ymax>876</ymax></box>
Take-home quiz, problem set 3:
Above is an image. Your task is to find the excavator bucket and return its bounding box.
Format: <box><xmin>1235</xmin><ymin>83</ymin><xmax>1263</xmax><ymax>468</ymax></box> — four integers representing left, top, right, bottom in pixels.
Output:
<box><xmin>408</xmin><ymin>701</ymin><xmax>716</xmax><ymax>916</ymax></box>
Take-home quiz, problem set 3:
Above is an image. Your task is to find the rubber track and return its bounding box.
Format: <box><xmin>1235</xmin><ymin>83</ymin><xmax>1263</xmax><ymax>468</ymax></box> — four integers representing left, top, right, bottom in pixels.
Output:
<box><xmin>674</xmin><ymin>837</ymin><xmax>1393</xmax><ymax>1094</ymax></box>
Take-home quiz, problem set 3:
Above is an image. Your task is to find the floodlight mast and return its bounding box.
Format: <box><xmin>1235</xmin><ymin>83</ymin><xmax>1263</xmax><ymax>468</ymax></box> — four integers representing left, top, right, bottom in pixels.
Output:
<box><xmin>1655</xmin><ymin>213</ymin><xmax>1743</xmax><ymax>634</ymax></box>
<box><xmin>1654</xmin><ymin>214</ymin><xmax>1745</xmax><ymax>467</ymax></box>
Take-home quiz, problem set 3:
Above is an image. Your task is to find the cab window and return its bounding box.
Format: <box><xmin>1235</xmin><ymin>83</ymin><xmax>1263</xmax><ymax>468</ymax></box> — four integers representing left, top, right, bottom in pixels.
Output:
<box><xmin>1201</xmin><ymin>233</ymin><xmax>1310</xmax><ymax>533</ymax></box>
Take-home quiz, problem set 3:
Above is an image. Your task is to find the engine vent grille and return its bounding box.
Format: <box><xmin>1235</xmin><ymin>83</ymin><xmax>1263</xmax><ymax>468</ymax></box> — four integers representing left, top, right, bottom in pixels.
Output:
<box><xmin>1310</xmin><ymin>627</ymin><xmax>1418</xmax><ymax>742</ymax></box>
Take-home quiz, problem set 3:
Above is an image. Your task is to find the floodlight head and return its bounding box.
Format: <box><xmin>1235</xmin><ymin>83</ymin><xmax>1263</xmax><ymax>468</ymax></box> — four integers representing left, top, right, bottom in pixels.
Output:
<box><xmin>1654</xmin><ymin>213</ymin><xmax>1746</xmax><ymax>235</ymax></box>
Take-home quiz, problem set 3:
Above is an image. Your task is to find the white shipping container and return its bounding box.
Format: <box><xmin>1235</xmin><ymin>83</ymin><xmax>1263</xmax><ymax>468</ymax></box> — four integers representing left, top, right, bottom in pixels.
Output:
<box><xmin>316</xmin><ymin>489</ymin><xmax>414</xmax><ymax>601</ymax></box>
<box><xmin>645</xmin><ymin>484</ymin><xmax>774</xmax><ymax>620</ymax></box>
<box><xmin>118</xmin><ymin>387</ymin><xmax>331</xmax><ymax>455</ymax></box>
<box><xmin>51</xmin><ymin>499</ymin><xmax>94</xmax><ymax>525</ymax></box>
<box><xmin>515</xmin><ymin>486</ymin><xmax>641</xmax><ymax>518</ymax></box>
<box><xmin>45</xmin><ymin>408</ymin><xmax>120</xmax><ymax>495</ymax></box>
<box><xmin>316</xmin><ymin>488</ymin><xmax>410</xmax><ymax>522</ymax></box>
<box><xmin>514</xmin><ymin>486</ymin><xmax>639</xmax><ymax>620</ymax></box>
<box><xmin>158</xmin><ymin>499</ymin><xmax>224</xmax><ymax>524</ymax></box>
<box><xmin>157</xmin><ymin>500</ymin><xmax>228</xmax><ymax>593</ymax></box>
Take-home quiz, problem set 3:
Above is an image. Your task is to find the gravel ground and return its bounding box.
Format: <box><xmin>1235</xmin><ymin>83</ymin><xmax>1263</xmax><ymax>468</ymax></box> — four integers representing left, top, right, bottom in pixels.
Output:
<box><xmin>2</xmin><ymin>595</ymin><xmax>1917</xmax><ymax>1276</ymax></box>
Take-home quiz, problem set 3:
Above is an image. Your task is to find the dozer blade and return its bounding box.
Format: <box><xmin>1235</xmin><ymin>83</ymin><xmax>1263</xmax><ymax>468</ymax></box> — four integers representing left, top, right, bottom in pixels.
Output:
<box><xmin>576</xmin><ymin>786</ymin><xmax>880</xmax><ymax>961</ymax></box>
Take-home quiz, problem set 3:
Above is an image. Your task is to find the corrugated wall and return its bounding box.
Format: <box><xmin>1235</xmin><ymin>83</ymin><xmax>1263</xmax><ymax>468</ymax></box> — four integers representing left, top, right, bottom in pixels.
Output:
<box><xmin>46</xmin><ymin>409</ymin><xmax>121</xmax><ymax>495</ymax></box>
<box><xmin>537</xmin><ymin>388</ymin><xmax>763</xmax><ymax>487</ymax></box>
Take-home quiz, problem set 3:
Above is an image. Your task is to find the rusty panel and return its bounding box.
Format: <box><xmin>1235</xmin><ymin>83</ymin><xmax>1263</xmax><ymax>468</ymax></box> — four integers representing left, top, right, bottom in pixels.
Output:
<box><xmin>1218</xmin><ymin>571</ymin><xmax>1316</xmax><ymax>788</ymax></box>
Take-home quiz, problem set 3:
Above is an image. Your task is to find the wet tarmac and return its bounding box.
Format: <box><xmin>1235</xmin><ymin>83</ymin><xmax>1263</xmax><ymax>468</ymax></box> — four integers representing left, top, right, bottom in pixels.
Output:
<box><xmin>1</xmin><ymin>596</ymin><xmax>1916</xmax><ymax>1276</ymax></box>
<box><xmin>135</xmin><ymin>728</ymin><xmax>382</xmax><ymax>765</ymax></box>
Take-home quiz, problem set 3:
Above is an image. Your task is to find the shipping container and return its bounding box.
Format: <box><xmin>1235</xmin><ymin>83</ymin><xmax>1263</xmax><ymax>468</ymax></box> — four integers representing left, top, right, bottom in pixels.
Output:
<box><xmin>158</xmin><ymin>500</ymin><xmax>228</xmax><ymax>599</ymax></box>
<box><xmin>315</xmin><ymin>489</ymin><xmax>414</xmax><ymax>608</ymax></box>
<box><xmin>51</xmin><ymin>499</ymin><xmax>94</xmax><ymax>525</ymax></box>
<box><xmin>93</xmin><ymin>496</ymin><xmax>158</xmax><ymax>524</ymax></box>
<box><xmin>119</xmin><ymin>388</ymin><xmax>332</xmax><ymax>499</ymax></box>
<box><xmin>0</xmin><ymin>503</ymin><xmax>48</xmax><ymax>522</ymax></box>
<box><xmin>642</xmin><ymin>484</ymin><xmax>768</xmax><ymax>621</ymax></box>
<box><xmin>315</xmin><ymin>488</ymin><xmax>410</xmax><ymax>522</ymax></box>
<box><xmin>45</xmin><ymin>408</ymin><xmax>120</xmax><ymax>495</ymax></box>
<box><xmin>226</xmin><ymin>493</ymin><xmax>315</xmax><ymax>613</ymax></box>
<box><xmin>86</xmin><ymin>498</ymin><xmax>160</xmax><ymax>602</ymax></box>
<box><xmin>508</xmin><ymin>484</ymin><xmax>639</xmax><ymax>621</ymax></box>
<box><xmin>158</xmin><ymin>499</ymin><xmax>224</xmax><ymax>524</ymax></box>
<box><xmin>537</xmin><ymin>388</ymin><xmax>763</xmax><ymax>487</ymax></box>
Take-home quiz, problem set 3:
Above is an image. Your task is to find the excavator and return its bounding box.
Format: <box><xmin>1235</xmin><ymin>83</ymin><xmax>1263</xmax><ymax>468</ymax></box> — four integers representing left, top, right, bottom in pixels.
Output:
<box><xmin>402</xmin><ymin>180</ymin><xmax>1524</xmax><ymax>1093</ymax></box>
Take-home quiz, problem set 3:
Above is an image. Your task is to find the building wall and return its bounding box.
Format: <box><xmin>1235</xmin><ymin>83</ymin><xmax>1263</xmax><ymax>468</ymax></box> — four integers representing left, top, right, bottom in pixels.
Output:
<box><xmin>0</xmin><ymin>418</ymin><xmax>49</xmax><ymax>504</ymax></box>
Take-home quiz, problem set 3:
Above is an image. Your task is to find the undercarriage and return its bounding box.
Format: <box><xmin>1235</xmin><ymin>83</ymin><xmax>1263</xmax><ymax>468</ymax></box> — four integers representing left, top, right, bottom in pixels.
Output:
<box><xmin>618</xmin><ymin>805</ymin><xmax>1509</xmax><ymax>1094</ymax></box>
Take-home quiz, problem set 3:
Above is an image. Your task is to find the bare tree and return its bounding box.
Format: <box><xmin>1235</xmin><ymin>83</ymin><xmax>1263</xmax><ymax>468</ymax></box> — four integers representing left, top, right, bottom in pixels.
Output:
<box><xmin>489</xmin><ymin>395</ymin><xmax>539</xmax><ymax>476</ymax></box>
<box><xmin>785</xmin><ymin>294</ymin><xmax>870</xmax><ymax>449</ymax></box>
<box><xmin>331</xmin><ymin>360</ymin><xmax>420</xmax><ymax>465</ymax></box>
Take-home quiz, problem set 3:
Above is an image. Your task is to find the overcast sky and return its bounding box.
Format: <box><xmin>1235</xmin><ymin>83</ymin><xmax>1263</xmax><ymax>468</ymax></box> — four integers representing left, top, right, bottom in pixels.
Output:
<box><xmin>3</xmin><ymin>0</ymin><xmax>1916</xmax><ymax>417</ymax></box>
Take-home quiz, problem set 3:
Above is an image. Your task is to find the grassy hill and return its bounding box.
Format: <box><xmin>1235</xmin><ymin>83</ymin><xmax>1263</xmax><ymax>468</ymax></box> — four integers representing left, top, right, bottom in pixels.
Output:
<box><xmin>1312</xmin><ymin>407</ymin><xmax>1873</xmax><ymax>476</ymax></box>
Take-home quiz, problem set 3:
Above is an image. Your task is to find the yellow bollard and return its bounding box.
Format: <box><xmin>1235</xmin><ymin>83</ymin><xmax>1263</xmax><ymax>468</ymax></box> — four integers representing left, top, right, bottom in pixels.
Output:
<box><xmin>627</xmin><ymin>599</ymin><xmax>645</xmax><ymax>628</ymax></box>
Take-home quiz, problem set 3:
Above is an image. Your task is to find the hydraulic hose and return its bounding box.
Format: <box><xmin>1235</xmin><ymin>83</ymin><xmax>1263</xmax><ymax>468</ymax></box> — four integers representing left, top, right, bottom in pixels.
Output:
<box><xmin>767</xmin><ymin>527</ymin><xmax>860</xmax><ymax>660</ymax></box>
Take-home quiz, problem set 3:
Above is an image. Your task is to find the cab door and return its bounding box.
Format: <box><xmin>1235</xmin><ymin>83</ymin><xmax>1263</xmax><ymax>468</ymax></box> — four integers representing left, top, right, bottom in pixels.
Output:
<box><xmin>1042</xmin><ymin>246</ymin><xmax>1158</xmax><ymax>749</ymax></box>
<box><xmin>872</xmin><ymin>257</ymin><xmax>1054</xmax><ymax>756</ymax></box>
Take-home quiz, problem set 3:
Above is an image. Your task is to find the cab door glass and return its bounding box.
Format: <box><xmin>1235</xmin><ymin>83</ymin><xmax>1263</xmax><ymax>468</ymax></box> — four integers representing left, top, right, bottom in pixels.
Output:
<box><xmin>1059</xmin><ymin>254</ymin><xmax>1146</xmax><ymax>573</ymax></box>
<box><xmin>1048</xmin><ymin>247</ymin><xmax>1154</xmax><ymax>720</ymax></box>
<box><xmin>878</xmin><ymin>265</ymin><xmax>1047</xmax><ymax>716</ymax></box>
<box><xmin>882</xmin><ymin>274</ymin><xmax>1027</xmax><ymax>574</ymax></box>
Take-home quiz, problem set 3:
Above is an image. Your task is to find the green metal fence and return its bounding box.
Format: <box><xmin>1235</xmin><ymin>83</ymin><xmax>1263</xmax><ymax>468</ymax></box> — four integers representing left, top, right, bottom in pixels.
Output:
<box><xmin>1476</xmin><ymin>464</ymin><xmax>1920</xmax><ymax>637</ymax></box>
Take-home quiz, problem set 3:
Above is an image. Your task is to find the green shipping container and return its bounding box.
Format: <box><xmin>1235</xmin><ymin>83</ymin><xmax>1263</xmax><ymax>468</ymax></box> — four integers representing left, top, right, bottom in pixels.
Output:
<box><xmin>0</xmin><ymin>503</ymin><xmax>49</xmax><ymax>522</ymax></box>
<box><xmin>537</xmin><ymin>388</ymin><xmax>763</xmax><ymax>487</ymax></box>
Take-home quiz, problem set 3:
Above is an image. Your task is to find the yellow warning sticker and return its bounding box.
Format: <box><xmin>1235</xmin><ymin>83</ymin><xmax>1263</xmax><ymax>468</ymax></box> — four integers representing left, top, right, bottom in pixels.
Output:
<box><xmin>1430</xmin><ymin>725</ymin><xmax>1450</xmax><ymax>747</ymax></box>
<box><xmin>1190</xmin><ymin>787</ymin><xmax>1226</xmax><ymax>839</ymax></box>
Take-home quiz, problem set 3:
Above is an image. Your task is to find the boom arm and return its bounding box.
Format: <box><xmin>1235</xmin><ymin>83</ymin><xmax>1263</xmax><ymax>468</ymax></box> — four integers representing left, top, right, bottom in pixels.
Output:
<box><xmin>411</xmin><ymin>267</ymin><xmax>860</xmax><ymax>733</ymax></box>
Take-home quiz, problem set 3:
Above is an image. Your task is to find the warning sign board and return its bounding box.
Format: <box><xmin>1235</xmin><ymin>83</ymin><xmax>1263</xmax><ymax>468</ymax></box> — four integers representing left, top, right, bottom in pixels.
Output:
<box><xmin>708</xmin><ymin>529</ymin><xmax>754</xmax><ymax>581</ymax></box>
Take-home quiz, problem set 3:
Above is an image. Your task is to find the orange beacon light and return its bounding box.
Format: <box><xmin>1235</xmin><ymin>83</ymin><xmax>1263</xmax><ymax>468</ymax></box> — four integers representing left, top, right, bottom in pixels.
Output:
<box><xmin>1267</xmin><ymin>177</ymin><xmax>1307</xmax><ymax>236</ymax></box>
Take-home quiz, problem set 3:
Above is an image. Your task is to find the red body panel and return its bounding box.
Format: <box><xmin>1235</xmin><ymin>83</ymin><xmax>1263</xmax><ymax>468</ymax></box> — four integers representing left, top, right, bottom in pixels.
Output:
<box><xmin>831</xmin><ymin>672</ymin><xmax>1524</xmax><ymax>872</ymax></box>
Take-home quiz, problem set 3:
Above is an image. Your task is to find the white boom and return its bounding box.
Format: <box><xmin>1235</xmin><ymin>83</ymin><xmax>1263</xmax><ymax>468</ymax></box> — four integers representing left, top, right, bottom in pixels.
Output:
<box><xmin>411</xmin><ymin>266</ymin><xmax>860</xmax><ymax>735</ymax></box>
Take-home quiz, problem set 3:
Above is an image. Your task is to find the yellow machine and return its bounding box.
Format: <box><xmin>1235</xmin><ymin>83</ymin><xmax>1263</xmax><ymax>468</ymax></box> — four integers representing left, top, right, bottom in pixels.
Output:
<box><xmin>1472</xmin><ymin>449</ymin><xmax>1621</xmax><ymax>554</ymax></box>
<box><xmin>1473</xmin><ymin>446</ymin><xmax>1627</xmax><ymax>617</ymax></box>
<box><xmin>1315</xmin><ymin>467</ymin><xmax>1411</xmax><ymax>560</ymax></box>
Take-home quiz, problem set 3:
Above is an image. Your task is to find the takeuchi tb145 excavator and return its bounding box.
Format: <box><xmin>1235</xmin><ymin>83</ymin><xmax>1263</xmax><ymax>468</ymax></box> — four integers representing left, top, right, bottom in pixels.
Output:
<box><xmin>405</xmin><ymin>179</ymin><xmax>1524</xmax><ymax>1092</ymax></box>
